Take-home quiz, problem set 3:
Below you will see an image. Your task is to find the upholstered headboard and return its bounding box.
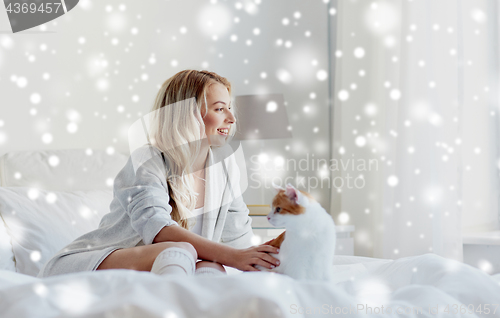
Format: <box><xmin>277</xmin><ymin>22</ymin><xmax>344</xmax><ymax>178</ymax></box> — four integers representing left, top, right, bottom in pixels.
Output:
<box><xmin>0</xmin><ymin>149</ymin><xmax>128</xmax><ymax>191</ymax></box>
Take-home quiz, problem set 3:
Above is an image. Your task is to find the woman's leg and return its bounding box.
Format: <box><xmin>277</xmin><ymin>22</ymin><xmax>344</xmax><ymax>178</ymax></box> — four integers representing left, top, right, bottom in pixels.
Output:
<box><xmin>96</xmin><ymin>242</ymin><xmax>197</xmax><ymax>272</ymax></box>
<box><xmin>196</xmin><ymin>260</ymin><xmax>226</xmax><ymax>272</ymax></box>
<box><xmin>195</xmin><ymin>260</ymin><xmax>227</xmax><ymax>276</ymax></box>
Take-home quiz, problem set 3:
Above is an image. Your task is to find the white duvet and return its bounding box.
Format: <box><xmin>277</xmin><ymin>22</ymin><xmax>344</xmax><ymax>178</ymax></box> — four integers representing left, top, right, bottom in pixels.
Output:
<box><xmin>1</xmin><ymin>254</ymin><xmax>499</xmax><ymax>318</ymax></box>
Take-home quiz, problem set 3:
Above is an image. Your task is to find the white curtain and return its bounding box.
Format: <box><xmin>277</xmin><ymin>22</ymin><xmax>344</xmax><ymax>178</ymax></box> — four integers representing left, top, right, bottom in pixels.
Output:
<box><xmin>331</xmin><ymin>0</ymin><xmax>500</xmax><ymax>261</ymax></box>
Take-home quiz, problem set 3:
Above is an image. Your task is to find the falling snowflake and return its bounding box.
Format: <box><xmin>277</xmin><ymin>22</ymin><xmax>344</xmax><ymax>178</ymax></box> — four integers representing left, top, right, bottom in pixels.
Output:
<box><xmin>48</xmin><ymin>155</ymin><xmax>60</xmax><ymax>167</ymax></box>
<box><xmin>30</xmin><ymin>93</ymin><xmax>41</xmax><ymax>104</ymax></box>
<box><xmin>355</xmin><ymin>136</ymin><xmax>367</xmax><ymax>147</ymax></box>
<box><xmin>387</xmin><ymin>175</ymin><xmax>399</xmax><ymax>187</ymax></box>
<box><xmin>338</xmin><ymin>212</ymin><xmax>349</xmax><ymax>224</ymax></box>
<box><xmin>16</xmin><ymin>77</ymin><xmax>27</xmax><ymax>88</ymax></box>
<box><xmin>28</xmin><ymin>188</ymin><xmax>39</xmax><ymax>200</ymax></box>
<box><xmin>30</xmin><ymin>251</ymin><xmax>41</xmax><ymax>262</ymax></box>
<box><xmin>46</xmin><ymin>192</ymin><xmax>57</xmax><ymax>204</ymax></box>
<box><xmin>354</xmin><ymin>47</ymin><xmax>365</xmax><ymax>58</ymax></box>
<box><xmin>41</xmin><ymin>133</ymin><xmax>53</xmax><ymax>144</ymax></box>
<box><xmin>67</xmin><ymin>123</ymin><xmax>78</xmax><ymax>133</ymax></box>
<box><xmin>266</xmin><ymin>101</ymin><xmax>278</xmax><ymax>112</ymax></box>
<box><xmin>389</xmin><ymin>89</ymin><xmax>401</xmax><ymax>100</ymax></box>
<box><xmin>316</xmin><ymin>70</ymin><xmax>328</xmax><ymax>81</ymax></box>
<box><xmin>276</xmin><ymin>69</ymin><xmax>292</xmax><ymax>84</ymax></box>
<box><xmin>338</xmin><ymin>90</ymin><xmax>349</xmax><ymax>101</ymax></box>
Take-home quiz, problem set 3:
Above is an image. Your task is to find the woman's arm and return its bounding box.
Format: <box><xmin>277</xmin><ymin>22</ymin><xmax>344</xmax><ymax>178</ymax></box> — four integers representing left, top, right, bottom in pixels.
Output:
<box><xmin>153</xmin><ymin>225</ymin><xmax>280</xmax><ymax>271</ymax></box>
<box><xmin>153</xmin><ymin>225</ymin><xmax>235</xmax><ymax>264</ymax></box>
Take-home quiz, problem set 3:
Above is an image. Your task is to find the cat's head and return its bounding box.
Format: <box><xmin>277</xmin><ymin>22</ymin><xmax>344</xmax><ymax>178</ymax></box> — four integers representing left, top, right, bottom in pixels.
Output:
<box><xmin>267</xmin><ymin>183</ymin><xmax>316</xmax><ymax>227</ymax></box>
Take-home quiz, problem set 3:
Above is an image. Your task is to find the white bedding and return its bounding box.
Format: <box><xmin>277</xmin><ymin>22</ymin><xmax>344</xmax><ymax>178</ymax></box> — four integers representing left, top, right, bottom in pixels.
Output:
<box><xmin>1</xmin><ymin>254</ymin><xmax>499</xmax><ymax>318</ymax></box>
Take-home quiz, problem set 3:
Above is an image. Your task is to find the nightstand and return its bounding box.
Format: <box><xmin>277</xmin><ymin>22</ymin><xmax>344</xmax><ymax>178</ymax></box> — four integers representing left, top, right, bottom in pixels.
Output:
<box><xmin>463</xmin><ymin>231</ymin><xmax>500</xmax><ymax>275</ymax></box>
<box><xmin>248</xmin><ymin>205</ymin><xmax>355</xmax><ymax>256</ymax></box>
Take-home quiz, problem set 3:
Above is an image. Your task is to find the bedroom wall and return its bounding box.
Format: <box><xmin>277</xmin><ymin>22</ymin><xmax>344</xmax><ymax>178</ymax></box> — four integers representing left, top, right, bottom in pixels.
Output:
<box><xmin>0</xmin><ymin>1</ymin><xmax>332</xmax><ymax>213</ymax></box>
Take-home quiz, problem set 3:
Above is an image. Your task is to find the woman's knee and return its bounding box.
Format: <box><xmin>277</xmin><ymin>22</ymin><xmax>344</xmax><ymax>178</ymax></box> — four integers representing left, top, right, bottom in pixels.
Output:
<box><xmin>156</xmin><ymin>241</ymin><xmax>197</xmax><ymax>261</ymax></box>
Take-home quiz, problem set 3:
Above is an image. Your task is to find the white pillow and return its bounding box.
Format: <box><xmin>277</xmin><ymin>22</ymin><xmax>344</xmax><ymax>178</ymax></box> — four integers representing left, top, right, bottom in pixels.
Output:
<box><xmin>0</xmin><ymin>187</ymin><xmax>113</xmax><ymax>277</ymax></box>
<box><xmin>0</xmin><ymin>216</ymin><xmax>16</xmax><ymax>271</ymax></box>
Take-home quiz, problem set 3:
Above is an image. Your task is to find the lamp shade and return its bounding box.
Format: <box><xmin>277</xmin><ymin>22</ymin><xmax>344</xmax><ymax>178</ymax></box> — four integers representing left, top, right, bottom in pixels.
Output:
<box><xmin>233</xmin><ymin>94</ymin><xmax>292</xmax><ymax>141</ymax></box>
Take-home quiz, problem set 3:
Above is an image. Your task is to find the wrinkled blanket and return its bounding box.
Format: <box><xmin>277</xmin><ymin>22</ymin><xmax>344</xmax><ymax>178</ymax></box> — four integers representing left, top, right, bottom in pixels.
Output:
<box><xmin>1</xmin><ymin>254</ymin><xmax>499</xmax><ymax>318</ymax></box>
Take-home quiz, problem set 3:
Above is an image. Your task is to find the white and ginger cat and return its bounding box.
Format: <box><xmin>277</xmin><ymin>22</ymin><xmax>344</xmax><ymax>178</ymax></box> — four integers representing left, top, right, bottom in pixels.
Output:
<box><xmin>255</xmin><ymin>183</ymin><xmax>336</xmax><ymax>281</ymax></box>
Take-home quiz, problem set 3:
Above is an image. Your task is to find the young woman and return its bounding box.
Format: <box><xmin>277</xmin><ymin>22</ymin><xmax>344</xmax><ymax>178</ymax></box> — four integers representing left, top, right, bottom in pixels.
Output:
<box><xmin>38</xmin><ymin>70</ymin><xmax>279</xmax><ymax>278</ymax></box>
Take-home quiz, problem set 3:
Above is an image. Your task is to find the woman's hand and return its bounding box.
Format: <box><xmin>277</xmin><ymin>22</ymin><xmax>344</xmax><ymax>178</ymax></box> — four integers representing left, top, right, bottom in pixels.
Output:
<box><xmin>226</xmin><ymin>245</ymin><xmax>280</xmax><ymax>272</ymax></box>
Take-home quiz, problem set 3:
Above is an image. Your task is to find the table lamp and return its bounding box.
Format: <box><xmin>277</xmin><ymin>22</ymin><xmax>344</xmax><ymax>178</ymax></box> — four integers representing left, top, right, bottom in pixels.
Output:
<box><xmin>233</xmin><ymin>93</ymin><xmax>293</xmax><ymax>206</ymax></box>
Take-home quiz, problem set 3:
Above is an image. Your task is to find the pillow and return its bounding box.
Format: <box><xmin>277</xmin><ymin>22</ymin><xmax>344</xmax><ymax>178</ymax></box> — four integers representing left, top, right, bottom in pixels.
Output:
<box><xmin>0</xmin><ymin>187</ymin><xmax>113</xmax><ymax>277</ymax></box>
<box><xmin>0</xmin><ymin>215</ymin><xmax>16</xmax><ymax>271</ymax></box>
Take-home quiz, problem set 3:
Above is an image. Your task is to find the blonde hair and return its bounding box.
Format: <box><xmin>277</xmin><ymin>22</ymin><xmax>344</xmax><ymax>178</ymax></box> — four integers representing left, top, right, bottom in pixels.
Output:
<box><xmin>148</xmin><ymin>70</ymin><xmax>235</xmax><ymax>230</ymax></box>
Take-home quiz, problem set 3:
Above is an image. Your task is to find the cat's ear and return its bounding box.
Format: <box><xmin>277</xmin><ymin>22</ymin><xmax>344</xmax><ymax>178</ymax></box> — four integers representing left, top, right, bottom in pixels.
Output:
<box><xmin>271</xmin><ymin>181</ymin><xmax>284</xmax><ymax>193</ymax></box>
<box><xmin>285</xmin><ymin>183</ymin><xmax>302</xmax><ymax>204</ymax></box>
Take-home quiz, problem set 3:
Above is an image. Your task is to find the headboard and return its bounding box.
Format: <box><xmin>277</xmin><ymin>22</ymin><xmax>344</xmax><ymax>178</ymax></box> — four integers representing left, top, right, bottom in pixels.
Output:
<box><xmin>0</xmin><ymin>149</ymin><xmax>128</xmax><ymax>191</ymax></box>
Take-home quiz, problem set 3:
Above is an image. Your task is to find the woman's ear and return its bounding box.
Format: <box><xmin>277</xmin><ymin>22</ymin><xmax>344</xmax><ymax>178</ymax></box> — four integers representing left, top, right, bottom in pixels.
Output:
<box><xmin>271</xmin><ymin>181</ymin><xmax>284</xmax><ymax>193</ymax></box>
<box><xmin>285</xmin><ymin>183</ymin><xmax>301</xmax><ymax>204</ymax></box>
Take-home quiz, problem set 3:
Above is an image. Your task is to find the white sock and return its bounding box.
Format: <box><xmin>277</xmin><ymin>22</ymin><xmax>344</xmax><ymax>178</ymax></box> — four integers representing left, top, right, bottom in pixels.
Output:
<box><xmin>150</xmin><ymin>247</ymin><xmax>196</xmax><ymax>277</ymax></box>
<box><xmin>195</xmin><ymin>266</ymin><xmax>226</xmax><ymax>276</ymax></box>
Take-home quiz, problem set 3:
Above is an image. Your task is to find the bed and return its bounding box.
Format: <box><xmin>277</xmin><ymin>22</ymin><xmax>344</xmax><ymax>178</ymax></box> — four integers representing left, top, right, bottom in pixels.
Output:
<box><xmin>1</xmin><ymin>149</ymin><xmax>499</xmax><ymax>318</ymax></box>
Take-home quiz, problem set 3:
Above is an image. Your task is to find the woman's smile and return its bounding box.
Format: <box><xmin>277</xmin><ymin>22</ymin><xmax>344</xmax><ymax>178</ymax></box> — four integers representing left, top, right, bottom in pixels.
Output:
<box><xmin>216</xmin><ymin>128</ymin><xmax>229</xmax><ymax>135</ymax></box>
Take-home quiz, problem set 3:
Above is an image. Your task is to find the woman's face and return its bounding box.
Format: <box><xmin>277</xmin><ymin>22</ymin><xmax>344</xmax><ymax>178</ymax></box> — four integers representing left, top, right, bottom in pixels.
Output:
<box><xmin>200</xmin><ymin>82</ymin><xmax>236</xmax><ymax>146</ymax></box>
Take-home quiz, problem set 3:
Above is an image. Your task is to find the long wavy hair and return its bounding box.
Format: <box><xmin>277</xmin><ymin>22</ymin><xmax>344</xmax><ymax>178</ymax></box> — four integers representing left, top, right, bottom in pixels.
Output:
<box><xmin>148</xmin><ymin>70</ymin><xmax>235</xmax><ymax>230</ymax></box>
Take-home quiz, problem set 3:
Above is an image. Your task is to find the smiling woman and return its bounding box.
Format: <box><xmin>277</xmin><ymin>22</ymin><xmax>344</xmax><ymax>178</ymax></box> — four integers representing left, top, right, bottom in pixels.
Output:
<box><xmin>147</xmin><ymin>70</ymin><xmax>238</xmax><ymax>225</ymax></box>
<box><xmin>37</xmin><ymin>70</ymin><xmax>280</xmax><ymax>280</ymax></box>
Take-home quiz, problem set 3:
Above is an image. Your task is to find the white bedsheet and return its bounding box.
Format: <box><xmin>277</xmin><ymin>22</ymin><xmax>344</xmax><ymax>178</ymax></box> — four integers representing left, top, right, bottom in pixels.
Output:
<box><xmin>1</xmin><ymin>254</ymin><xmax>499</xmax><ymax>318</ymax></box>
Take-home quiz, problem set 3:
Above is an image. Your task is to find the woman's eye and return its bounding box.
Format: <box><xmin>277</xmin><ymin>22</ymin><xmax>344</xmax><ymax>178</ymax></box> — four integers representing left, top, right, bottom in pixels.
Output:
<box><xmin>216</xmin><ymin>108</ymin><xmax>223</xmax><ymax>111</ymax></box>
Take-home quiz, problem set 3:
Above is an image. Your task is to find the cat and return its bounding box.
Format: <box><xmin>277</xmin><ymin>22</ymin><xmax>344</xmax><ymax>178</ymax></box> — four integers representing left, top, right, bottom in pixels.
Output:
<box><xmin>255</xmin><ymin>183</ymin><xmax>336</xmax><ymax>281</ymax></box>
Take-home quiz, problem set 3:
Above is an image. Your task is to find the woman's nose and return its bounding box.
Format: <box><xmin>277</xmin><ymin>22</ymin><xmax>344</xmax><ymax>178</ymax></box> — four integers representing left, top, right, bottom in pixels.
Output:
<box><xmin>226</xmin><ymin>111</ymin><xmax>236</xmax><ymax>124</ymax></box>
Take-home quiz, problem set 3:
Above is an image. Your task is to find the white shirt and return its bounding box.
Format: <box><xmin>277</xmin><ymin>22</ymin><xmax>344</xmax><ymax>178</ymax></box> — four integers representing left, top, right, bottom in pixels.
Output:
<box><xmin>189</xmin><ymin>206</ymin><xmax>204</xmax><ymax>235</ymax></box>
